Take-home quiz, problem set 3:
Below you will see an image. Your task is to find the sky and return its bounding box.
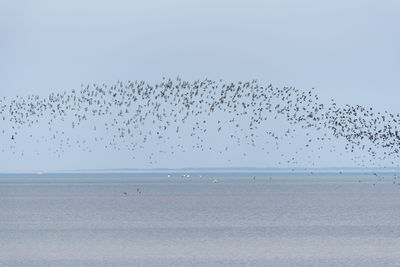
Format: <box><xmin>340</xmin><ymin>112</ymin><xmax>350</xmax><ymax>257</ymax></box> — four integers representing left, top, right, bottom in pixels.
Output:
<box><xmin>0</xmin><ymin>0</ymin><xmax>399</xmax><ymax>171</ymax></box>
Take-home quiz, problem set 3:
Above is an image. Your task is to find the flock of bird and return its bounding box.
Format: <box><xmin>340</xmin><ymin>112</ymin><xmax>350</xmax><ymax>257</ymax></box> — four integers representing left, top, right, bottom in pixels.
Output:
<box><xmin>1</xmin><ymin>77</ymin><xmax>400</xmax><ymax>173</ymax></box>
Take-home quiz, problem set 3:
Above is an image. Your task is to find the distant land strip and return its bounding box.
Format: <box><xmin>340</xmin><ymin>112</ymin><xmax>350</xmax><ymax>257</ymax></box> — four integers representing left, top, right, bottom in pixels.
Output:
<box><xmin>1</xmin><ymin>167</ymin><xmax>400</xmax><ymax>175</ymax></box>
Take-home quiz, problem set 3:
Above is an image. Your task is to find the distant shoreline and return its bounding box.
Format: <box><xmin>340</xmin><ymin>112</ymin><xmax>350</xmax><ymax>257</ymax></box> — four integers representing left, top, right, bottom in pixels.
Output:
<box><xmin>1</xmin><ymin>167</ymin><xmax>399</xmax><ymax>175</ymax></box>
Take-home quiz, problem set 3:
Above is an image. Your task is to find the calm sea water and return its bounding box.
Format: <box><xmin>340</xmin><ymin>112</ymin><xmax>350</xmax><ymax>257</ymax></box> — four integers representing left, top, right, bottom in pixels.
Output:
<box><xmin>1</xmin><ymin>172</ymin><xmax>400</xmax><ymax>266</ymax></box>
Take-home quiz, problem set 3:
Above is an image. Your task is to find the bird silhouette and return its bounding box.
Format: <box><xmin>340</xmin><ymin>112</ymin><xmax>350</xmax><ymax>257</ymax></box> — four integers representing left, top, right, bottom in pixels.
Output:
<box><xmin>0</xmin><ymin>77</ymin><xmax>399</xmax><ymax>187</ymax></box>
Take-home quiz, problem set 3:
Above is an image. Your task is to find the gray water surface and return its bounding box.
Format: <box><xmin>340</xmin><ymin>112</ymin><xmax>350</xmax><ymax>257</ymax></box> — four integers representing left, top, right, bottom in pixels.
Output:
<box><xmin>1</xmin><ymin>172</ymin><xmax>400</xmax><ymax>266</ymax></box>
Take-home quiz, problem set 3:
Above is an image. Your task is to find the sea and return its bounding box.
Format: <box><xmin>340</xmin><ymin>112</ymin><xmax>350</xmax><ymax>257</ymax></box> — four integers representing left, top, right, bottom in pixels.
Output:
<box><xmin>1</xmin><ymin>171</ymin><xmax>400</xmax><ymax>266</ymax></box>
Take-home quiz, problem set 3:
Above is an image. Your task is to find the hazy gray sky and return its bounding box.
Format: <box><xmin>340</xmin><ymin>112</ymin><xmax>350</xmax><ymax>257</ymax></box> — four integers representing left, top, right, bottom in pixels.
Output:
<box><xmin>0</xmin><ymin>0</ymin><xmax>399</xmax><ymax>171</ymax></box>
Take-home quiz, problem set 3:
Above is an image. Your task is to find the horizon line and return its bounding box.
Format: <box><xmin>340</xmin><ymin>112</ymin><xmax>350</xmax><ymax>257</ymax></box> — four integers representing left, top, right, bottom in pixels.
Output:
<box><xmin>1</xmin><ymin>166</ymin><xmax>400</xmax><ymax>174</ymax></box>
